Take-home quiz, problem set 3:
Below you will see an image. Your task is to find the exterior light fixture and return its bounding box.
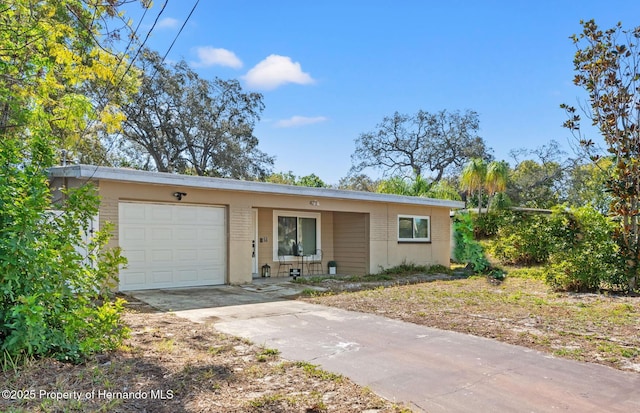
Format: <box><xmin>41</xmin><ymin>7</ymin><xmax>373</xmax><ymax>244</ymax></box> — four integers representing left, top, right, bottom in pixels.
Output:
<box><xmin>173</xmin><ymin>191</ymin><xmax>187</xmax><ymax>201</ymax></box>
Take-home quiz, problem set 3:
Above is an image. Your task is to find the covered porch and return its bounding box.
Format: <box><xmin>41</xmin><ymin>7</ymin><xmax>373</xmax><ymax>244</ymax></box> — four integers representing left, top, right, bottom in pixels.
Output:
<box><xmin>251</xmin><ymin>208</ymin><xmax>369</xmax><ymax>280</ymax></box>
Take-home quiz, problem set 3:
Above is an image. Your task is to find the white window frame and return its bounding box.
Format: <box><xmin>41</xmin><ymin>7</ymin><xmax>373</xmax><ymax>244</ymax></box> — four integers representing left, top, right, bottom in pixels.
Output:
<box><xmin>273</xmin><ymin>210</ymin><xmax>321</xmax><ymax>260</ymax></box>
<box><xmin>398</xmin><ymin>215</ymin><xmax>431</xmax><ymax>242</ymax></box>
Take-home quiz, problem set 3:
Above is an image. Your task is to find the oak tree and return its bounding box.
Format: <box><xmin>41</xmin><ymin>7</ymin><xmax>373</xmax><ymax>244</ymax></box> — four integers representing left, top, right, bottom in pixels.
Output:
<box><xmin>337</xmin><ymin>173</ymin><xmax>379</xmax><ymax>192</ymax></box>
<box><xmin>119</xmin><ymin>49</ymin><xmax>273</xmax><ymax>179</ymax></box>
<box><xmin>350</xmin><ymin>109</ymin><xmax>490</xmax><ymax>182</ymax></box>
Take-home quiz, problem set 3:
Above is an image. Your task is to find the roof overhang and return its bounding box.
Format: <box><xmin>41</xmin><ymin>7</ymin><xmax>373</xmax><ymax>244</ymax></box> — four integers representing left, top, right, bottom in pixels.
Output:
<box><xmin>48</xmin><ymin>165</ymin><xmax>465</xmax><ymax>209</ymax></box>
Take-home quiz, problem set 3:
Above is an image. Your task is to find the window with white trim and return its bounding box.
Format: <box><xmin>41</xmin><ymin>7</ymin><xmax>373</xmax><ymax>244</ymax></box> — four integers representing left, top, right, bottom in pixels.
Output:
<box><xmin>273</xmin><ymin>211</ymin><xmax>321</xmax><ymax>259</ymax></box>
<box><xmin>398</xmin><ymin>215</ymin><xmax>430</xmax><ymax>242</ymax></box>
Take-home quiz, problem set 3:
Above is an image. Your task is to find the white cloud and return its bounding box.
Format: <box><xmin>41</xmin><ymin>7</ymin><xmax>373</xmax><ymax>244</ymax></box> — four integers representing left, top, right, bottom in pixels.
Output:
<box><xmin>157</xmin><ymin>17</ymin><xmax>179</xmax><ymax>29</ymax></box>
<box><xmin>275</xmin><ymin>116</ymin><xmax>328</xmax><ymax>128</ymax></box>
<box><xmin>191</xmin><ymin>47</ymin><xmax>243</xmax><ymax>69</ymax></box>
<box><xmin>244</xmin><ymin>55</ymin><xmax>315</xmax><ymax>90</ymax></box>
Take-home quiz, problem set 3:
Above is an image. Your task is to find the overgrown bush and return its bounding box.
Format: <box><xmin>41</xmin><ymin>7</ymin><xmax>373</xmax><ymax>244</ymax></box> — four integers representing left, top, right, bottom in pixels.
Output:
<box><xmin>488</xmin><ymin>211</ymin><xmax>552</xmax><ymax>265</ymax></box>
<box><xmin>545</xmin><ymin>206</ymin><xmax>624</xmax><ymax>292</ymax></box>
<box><xmin>453</xmin><ymin>212</ymin><xmax>490</xmax><ymax>273</ymax></box>
<box><xmin>0</xmin><ymin>140</ymin><xmax>128</xmax><ymax>364</ymax></box>
<box><xmin>470</xmin><ymin>202</ymin><xmax>628</xmax><ymax>292</ymax></box>
<box><xmin>471</xmin><ymin>210</ymin><xmax>509</xmax><ymax>238</ymax></box>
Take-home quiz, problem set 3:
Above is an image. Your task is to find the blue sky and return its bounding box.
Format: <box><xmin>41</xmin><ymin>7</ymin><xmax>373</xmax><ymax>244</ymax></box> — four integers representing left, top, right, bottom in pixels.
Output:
<box><xmin>122</xmin><ymin>1</ymin><xmax>640</xmax><ymax>184</ymax></box>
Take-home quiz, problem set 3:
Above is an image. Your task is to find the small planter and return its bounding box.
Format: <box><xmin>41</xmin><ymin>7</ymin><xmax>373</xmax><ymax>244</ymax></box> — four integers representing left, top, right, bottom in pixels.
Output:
<box><xmin>328</xmin><ymin>261</ymin><xmax>337</xmax><ymax>275</ymax></box>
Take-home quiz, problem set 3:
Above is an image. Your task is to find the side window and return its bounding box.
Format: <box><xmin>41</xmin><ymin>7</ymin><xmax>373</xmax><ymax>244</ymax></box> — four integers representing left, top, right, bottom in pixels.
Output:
<box><xmin>398</xmin><ymin>215</ymin><xmax>430</xmax><ymax>242</ymax></box>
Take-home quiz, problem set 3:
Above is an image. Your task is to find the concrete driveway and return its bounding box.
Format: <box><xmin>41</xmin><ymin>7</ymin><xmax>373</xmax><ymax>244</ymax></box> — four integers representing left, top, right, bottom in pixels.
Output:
<box><xmin>130</xmin><ymin>281</ymin><xmax>640</xmax><ymax>413</ymax></box>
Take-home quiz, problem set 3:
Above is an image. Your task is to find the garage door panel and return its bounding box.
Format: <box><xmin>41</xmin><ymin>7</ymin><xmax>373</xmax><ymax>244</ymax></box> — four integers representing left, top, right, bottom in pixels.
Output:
<box><xmin>121</xmin><ymin>206</ymin><xmax>146</xmax><ymax>221</ymax></box>
<box><xmin>151</xmin><ymin>270</ymin><xmax>172</xmax><ymax>283</ymax></box>
<box><xmin>176</xmin><ymin>249</ymin><xmax>198</xmax><ymax>261</ymax></box>
<box><xmin>202</xmin><ymin>229</ymin><xmax>223</xmax><ymax>241</ymax></box>
<box><xmin>121</xmin><ymin>271</ymin><xmax>146</xmax><ymax>286</ymax></box>
<box><xmin>174</xmin><ymin>228</ymin><xmax>198</xmax><ymax>240</ymax></box>
<box><xmin>151</xmin><ymin>249</ymin><xmax>173</xmax><ymax>262</ymax></box>
<box><xmin>122</xmin><ymin>227</ymin><xmax>146</xmax><ymax>241</ymax></box>
<box><xmin>200</xmin><ymin>248</ymin><xmax>223</xmax><ymax>260</ymax></box>
<box><xmin>124</xmin><ymin>249</ymin><xmax>147</xmax><ymax>264</ymax></box>
<box><xmin>118</xmin><ymin>203</ymin><xmax>226</xmax><ymax>291</ymax></box>
<box><xmin>175</xmin><ymin>208</ymin><xmax>196</xmax><ymax>222</ymax></box>
<box><xmin>197</xmin><ymin>207</ymin><xmax>224</xmax><ymax>220</ymax></box>
<box><xmin>150</xmin><ymin>206</ymin><xmax>172</xmax><ymax>221</ymax></box>
<box><xmin>151</xmin><ymin>228</ymin><xmax>173</xmax><ymax>240</ymax></box>
<box><xmin>176</xmin><ymin>269</ymin><xmax>198</xmax><ymax>282</ymax></box>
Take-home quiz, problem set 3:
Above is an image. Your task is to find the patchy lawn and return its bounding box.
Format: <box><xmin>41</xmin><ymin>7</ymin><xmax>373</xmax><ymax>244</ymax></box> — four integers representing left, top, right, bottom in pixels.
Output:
<box><xmin>1</xmin><ymin>298</ymin><xmax>410</xmax><ymax>413</ymax></box>
<box><xmin>300</xmin><ymin>269</ymin><xmax>640</xmax><ymax>373</ymax></box>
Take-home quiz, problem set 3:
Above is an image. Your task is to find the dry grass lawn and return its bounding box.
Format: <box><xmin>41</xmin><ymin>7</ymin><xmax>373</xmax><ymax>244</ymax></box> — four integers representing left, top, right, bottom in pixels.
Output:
<box><xmin>0</xmin><ymin>298</ymin><xmax>410</xmax><ymax>413</ymax></box>
<box><xmin>4</xmin><ymin>267</ymin><xmax>639</xmax><ymax>412</ymax></box>
<box><xmin>302</xmin><ymin>269</ymin><xmax>640</xmax><ymax>373</ymax></box>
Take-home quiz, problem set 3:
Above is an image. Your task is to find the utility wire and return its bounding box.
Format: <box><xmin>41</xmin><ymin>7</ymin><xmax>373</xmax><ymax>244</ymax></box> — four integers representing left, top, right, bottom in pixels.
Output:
<box><xmin>90</xmin><ymin>0</ymin><xmax>201</xmax><ymax>175</ymax></box>
<box><xmin>62</xmin><ymin>0</ymin><xmax>153</xmax><ymax>162</ymax></box>
<box><xmin>115</xmin><ymin>0</ymin><xmax>169</xmax><ymax>90</ymax></box>
<box><xmin>161</xmin><ymin>0</ymin><xmax>199</xmax><ymax>64</ymax></box>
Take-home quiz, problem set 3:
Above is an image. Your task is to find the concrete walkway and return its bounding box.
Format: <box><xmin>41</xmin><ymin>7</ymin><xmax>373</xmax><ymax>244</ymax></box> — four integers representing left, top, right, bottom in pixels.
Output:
<box><xmin>131</xmin><ymin>282</ymin><xmax>640</xmax><ymax>413</ymax></box>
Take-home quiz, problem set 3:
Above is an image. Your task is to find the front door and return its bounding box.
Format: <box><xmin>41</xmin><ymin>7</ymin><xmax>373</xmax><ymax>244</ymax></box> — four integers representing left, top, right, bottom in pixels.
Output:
<box><xmin>252</xmin><ymin>209</ymin><xmax>258</xmax><ymax>277</ymax></box>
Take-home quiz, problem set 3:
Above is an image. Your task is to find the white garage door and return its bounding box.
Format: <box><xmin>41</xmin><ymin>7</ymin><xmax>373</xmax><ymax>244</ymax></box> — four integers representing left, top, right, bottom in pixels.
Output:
<box><xmin>118</xmin><ymin>202</ymin><xmax>226</xmax><ymax>291</ymax></box>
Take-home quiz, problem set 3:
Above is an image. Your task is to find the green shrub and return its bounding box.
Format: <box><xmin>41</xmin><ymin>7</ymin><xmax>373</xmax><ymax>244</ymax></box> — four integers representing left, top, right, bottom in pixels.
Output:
<box><xmin>453</xmin><ymin>212</ymin><xmax>490</xmax><ymax>273</ymax></box>
<box><xmin>471</xmin><ymin>210</ymin><xmax>509</xmax><ymax>238</ymax></box>
<box><xmin>377</xmin><ymin>262</ymin><xmax>452</xmax><ymax>276</ymax></box>
<box><xmin>545</xmin><ymin>206</ymin><xmax>624</xmax><ymax>292</ymax></box>
<box><xmin>488</xmin><ymin>211</ymin><xmax>552</xmax><ymax>265</ymax></box>
<box><xmin>0</xmin><ymin>142</ymin><xmax>128</xmax><ymax>364</ymax></box>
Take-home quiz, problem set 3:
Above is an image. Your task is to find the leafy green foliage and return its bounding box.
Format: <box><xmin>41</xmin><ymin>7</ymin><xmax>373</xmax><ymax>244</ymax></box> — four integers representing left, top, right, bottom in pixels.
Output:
<box><xmin>488</xmin><ymin>211</ymin><xmax>552</xmax><ymax>265</ymax></box>
<box><xmin>486</xmin><ymin>160</ymin><xmax>509</xmax><ymax>195</ymax></box>
<box><xmin>297</xmin><ymin>173</ymin><xmax>327</xmax><ymax>188</ymax></box>
<box><xmin>375</xmin><ymin>175</ymin><xmax>462</xmax><ymax>200</ymax></box>
<box><xmin>470</xmin><ymin>210</ymin><xmax>509</xmax><ymax>238</ymax></box>
<box><xmin>545</xmin><ymin>206</ymin><xmax>624</xmax><ymax>292</ymax></box>
<box><xmin>0</xmin><ymin>141</ymin><xmax>128</xmax><ymax>362</ymax></box>
<box><xmin>565</xmin><ymin>158</ymin><xmax>613</xmax><ymax>213</ymax></box>
<box><xmin>266</xmin><ymin>171</ymin><xmax>328</xmax><ymax>187</ymax></box>
<box><xmin>377</xmin><ymin>262</ymin><xmax>452</xmax><ymax>276</ymax></box>
<box><xmin>563</xmin><ymin>20</ymin><xmax>640</xmax><ymax>291</ymax></box>
<box><xmin>507</xmin><ymin>160</ymin><xmax>561</xmax><ymax>208</ymax></box>
<box><xmin>425</xmin><ymin>180</ymin><xmax>462</xmax><ymax>201</ymax></box>
<box><xmin>460</xmin><ymin>158</ymin><xmax>487</xmax><ymax>208</ymax></box>
<box><xmin>483</xmin><ymin>205</ymin><xmax>625</xmax><ymax>292</ymax></box>
<box><xmin>460</xmin><ymin>158</ymin><xmax>511</xmax><ymax>210</ymax></box>
<box><xmin>489</xmin><ymin>192</ymin><xmax>513</xmax><ymax>210</ymax></box>
<box><xmin>453</xmin><ymin>212</ymin><xmax>490</xmax><ymax>273</ymax></box>
<box><xmin>0</xmin><ymin>0</ymin><xmax>134</xmax><ymax>364</ymax></box>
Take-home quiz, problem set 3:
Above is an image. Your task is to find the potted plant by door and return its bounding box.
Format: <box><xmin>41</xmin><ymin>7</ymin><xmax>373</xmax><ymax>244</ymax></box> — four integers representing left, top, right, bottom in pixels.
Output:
<box><xmin>328</xmin><ymin>260</ymin><xmax>337</xmax><ymax>275</ymax></box>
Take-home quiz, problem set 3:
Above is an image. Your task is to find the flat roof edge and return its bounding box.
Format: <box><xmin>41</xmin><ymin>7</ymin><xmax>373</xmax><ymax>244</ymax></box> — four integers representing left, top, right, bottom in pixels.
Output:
<box><xmin>48</xmin><ymin>165</ymin><xmax>465</xmax><ymax>209</ymax></box>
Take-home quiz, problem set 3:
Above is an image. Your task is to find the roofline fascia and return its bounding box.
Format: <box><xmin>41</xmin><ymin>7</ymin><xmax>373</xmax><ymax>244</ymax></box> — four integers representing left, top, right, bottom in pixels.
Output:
<box><xmin>48</xmin><ymin>165</ymin><xmax>466</xmax><ymax>209</ymax></box>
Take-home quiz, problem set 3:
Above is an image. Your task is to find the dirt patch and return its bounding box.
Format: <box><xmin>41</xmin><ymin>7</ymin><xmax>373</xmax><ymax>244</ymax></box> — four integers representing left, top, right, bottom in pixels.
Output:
<box><xmin>301</xmin><ymin>273</ymin><xmax>640</xmax><ymax>373</ymax></box>
<box><xmin>1</xmin><ymin>297</ymin><xmax>410</xmax><ymax>413</ymax></box>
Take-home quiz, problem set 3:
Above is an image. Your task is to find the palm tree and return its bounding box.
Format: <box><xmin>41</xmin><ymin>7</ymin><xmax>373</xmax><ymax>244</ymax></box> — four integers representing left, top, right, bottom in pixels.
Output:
<box><xmin>485</xmin><ymin>160</ymin><xmax>509</xmax><ymax>209</ymax></box>
<box><xmin>460</xmin><ymin>158</ymin><xmax>487</xmax><ymax>212</ymax></box>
